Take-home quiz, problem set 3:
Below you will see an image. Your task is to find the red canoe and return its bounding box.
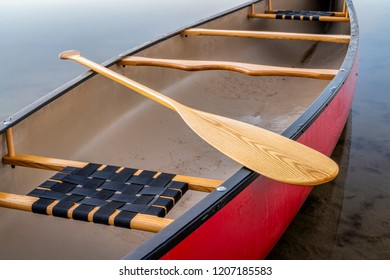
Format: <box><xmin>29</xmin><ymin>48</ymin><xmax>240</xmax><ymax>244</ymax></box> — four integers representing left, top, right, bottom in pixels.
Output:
<box><xmin>0</xmin><ymin>0</ymin><xmax>358</xmax><ymax>259</ymax></box>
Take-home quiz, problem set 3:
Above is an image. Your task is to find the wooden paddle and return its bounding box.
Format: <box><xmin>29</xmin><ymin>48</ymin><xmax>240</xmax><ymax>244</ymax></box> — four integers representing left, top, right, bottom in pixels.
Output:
<box><xmin>59</xmin><ymin>50</ymin><xmax>338</xmax><ymax>186</ymax></box>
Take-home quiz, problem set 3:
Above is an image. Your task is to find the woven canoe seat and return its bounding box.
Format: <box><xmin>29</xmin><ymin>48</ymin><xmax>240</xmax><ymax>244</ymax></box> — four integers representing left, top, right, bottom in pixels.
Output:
<box><xmin>24</xmin><ymin>163</ymin><xmax>188</xmax><ymax>229</ymax></box>
<box><xmin>274</xmin><ymin>10</ymin><xmax>335</xmax><ymax>21</ymax></box>
<box><xmin>248</xmin><ymin>9</ymin><xmax>349</xmax><ymax>22</ymax></box>
<box><xmin>1</xmin><ymin>152</ymin><xmax>223</xmax><ymax>232</ymax></box>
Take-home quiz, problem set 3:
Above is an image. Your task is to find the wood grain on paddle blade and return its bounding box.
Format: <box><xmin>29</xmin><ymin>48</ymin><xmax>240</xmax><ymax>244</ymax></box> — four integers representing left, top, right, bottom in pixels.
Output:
<box><xmin>176</xmin><ymin>105</ymin><xmax>339</xmax><ymax>186</ymax></box>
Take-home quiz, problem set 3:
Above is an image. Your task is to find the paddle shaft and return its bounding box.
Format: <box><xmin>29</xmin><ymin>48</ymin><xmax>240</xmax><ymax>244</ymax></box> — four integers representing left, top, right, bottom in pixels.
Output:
<box><xmin>60</xmin><ymin>51</ymin><xmax>177</xmax><ymax>112</ymax></box>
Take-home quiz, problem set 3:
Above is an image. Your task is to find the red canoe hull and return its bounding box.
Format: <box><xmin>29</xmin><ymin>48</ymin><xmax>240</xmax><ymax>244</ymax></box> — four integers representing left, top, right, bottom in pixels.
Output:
<box><xmin>161</xmin><ymin>56</ymin><xmax>358</xmax><ymax>260</ymax></box>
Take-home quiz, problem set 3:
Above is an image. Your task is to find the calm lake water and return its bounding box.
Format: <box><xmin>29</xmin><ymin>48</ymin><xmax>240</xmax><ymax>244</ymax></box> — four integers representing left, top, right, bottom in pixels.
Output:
<box><xmin>1</xmin><ymin>0</ymin><xmax>389</xmax><ymax>259</ymax></box>
<box><xmin>269</xmin><ymin>0</ymin><xmax>390</xmax><ymax>259</ymax></box>
<box><xmin>0</xmin><ymin>0</ymin><xmax>245</xmax><ymax>121</ymax></box>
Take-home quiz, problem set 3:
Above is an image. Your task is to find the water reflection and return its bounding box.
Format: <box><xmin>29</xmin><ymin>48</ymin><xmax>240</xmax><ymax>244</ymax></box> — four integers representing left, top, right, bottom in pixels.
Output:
<box><xmin>269</xmin><ymin>0</ymin><xmax>390</xmax><ymax>259</ymax></box>
<box><xmin>268</xmin><ymin>116</ymin><xmax>352</xmax><ymax>259</ymax></box>
<box><xmin>0</xmin><ymin>0</ymin><xmax>245</xmax><ymax>120</ymax></box>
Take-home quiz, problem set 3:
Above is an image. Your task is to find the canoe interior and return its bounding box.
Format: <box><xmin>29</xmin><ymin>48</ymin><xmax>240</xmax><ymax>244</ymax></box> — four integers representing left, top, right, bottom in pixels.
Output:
<box><xmin>0</xmin><ymin>0</ymin><xmax>350</xmax><ymax>259</ymax></box>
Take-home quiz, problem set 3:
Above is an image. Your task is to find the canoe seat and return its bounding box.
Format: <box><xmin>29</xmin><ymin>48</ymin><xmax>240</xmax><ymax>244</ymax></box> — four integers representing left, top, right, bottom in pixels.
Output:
<box><xmin>1</xmin><ymin>129</ymin><xmax>222</xmax><ymax>233</ymax></box>
<box><xmin>0</xmin><ymin>161</ymin><xmax>196</xmax><ymax>233</ymax></box>
<box><xmin>248</xmin><ymin>10</ymin><xmax>349</xmax><ymax>22</ymax></box>
<box><xmin>272</xmin><ymin>10</ymin><xmax>335</xmax><ymax>21</ymax></box>
<box><xmin>248</xmin><ymin>1</ymin><xmax>349</xmax><ymax>22</ymax></box>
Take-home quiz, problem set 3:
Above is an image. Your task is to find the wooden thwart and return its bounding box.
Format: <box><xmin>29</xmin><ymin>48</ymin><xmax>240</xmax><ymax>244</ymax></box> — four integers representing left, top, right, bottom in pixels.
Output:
<box><xmin>182</xmin><ymin>28</ymin><xmax>351</xmax><ymax>44</ymax></box>
<box><xmin>0</xmin><ymin>192</ymin><xmax>173</xmax><ymax>233</ymax></box>
<box><xmin>119</xmin><ymin>56</ymin><xmax>338</xmax><ymax>80</ymax></box>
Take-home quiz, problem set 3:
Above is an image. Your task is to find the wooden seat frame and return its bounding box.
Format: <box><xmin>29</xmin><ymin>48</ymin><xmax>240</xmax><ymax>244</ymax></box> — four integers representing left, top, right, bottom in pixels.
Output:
<box><xmin>248</xmin><ymin>0</ymin><xmax>349</xmax><ymax>22</ymax></box>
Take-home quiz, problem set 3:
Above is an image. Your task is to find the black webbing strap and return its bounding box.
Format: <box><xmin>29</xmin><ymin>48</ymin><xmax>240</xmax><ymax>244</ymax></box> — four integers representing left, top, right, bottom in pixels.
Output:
<box><xmin>27</xmin><ymin>163</ymin><xmax>188</xmax><ymax>229</ymax></box>
<box><xmin>93</xmin><ymin>201</ymin><xmax>125</xmax><ymax>224</ymax></box>
<box><xmin>52</xmin><ymin>195</ymin><xmax>84</xmax><ymax>218</ymax></box>
<box><xmin>114</xmin><ymin>211</ymin><xmax>137</xmax><ymax>228</ymax></box>
<box><xmin>31</xmin><ymin>198</ymin><xmax>55</xmax><ymax>214</ymax></box>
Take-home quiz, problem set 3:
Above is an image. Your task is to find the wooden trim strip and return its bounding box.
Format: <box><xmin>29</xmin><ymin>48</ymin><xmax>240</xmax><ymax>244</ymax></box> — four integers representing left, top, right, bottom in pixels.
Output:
<box><xmin>248</xmin><ymin>13</ymin><xmax>350</xmax><ymax>22</ymax></box>
<box><xmin>119</xmin><ymin>56</ymin><xmax>338</xmax><ymax>80</ymax></box>
<box><xmin>0</xmin><ymin>192</ymin><xmax>172</xmax><ymax>233</ymax></box>
<box><xmin>182</xmin><ymin>28</ymin><xmax>351</xmax><ymax>44</ymax></box>
<box><xmin>2</xmin><ymin>153</ymin><xmax>222</xmax><ymax>192</ymax></box>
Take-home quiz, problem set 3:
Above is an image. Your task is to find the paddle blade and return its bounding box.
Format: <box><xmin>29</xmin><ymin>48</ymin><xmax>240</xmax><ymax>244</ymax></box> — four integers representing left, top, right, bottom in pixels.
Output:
<box><xmin>177</xmin><ymin>105</ymin><xmax>338</xmax><ymax>186</ymax></box>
